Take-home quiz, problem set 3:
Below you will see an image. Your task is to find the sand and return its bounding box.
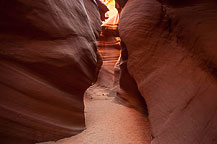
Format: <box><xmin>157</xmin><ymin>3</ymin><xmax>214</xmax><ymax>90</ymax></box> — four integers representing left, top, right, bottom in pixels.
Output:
<box><xmin>41</xmin><ymin>85</ymin><xmax>151</xmax><ymax>144</ymax></box>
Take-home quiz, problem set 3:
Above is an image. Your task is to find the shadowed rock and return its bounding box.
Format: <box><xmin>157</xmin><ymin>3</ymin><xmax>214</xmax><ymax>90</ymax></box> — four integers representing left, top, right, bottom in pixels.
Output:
<box><xmin>119</xmin><ymin>0</ymin><xmax>217</xmax><ymax>143</ymax></box>
<box><xmin>0</xmin><ymin>0</ymin><xmax>102</xmax><ymax>143</ymax></box>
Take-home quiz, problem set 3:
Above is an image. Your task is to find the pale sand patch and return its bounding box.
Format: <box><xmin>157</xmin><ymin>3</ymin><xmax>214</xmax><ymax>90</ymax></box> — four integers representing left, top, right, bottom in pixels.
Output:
<box><xmin>41</xmin><ymin>85</ymin><xmax>152</xmax><ymax>144</ymax></box>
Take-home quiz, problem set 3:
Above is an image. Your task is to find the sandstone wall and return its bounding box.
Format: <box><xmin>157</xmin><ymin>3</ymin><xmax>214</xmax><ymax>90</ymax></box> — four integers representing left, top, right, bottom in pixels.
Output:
<box><xmin>119</xmin><ymin>0</ymin><xmax>217</xmax><ymax>143</ymax></box>
<box><xmin>0</xmin><ymin>0</ymin><xmax>102</xmax><ymax>143</ymax></box>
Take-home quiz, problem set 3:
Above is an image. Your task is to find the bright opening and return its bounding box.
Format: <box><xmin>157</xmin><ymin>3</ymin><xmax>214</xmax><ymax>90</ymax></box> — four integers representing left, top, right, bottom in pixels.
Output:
<box><xmin>103</xmin><ymin>0</ymin><xmax>119</xmax><ymax>25</ymax></box>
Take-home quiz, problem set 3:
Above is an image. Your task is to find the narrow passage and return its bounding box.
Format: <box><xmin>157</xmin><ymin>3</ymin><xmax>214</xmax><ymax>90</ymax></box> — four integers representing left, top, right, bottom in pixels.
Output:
<box><xmin>42</xmin><ymin>24</ymin><xmax>151</xmax><ymax>144</ymax></box>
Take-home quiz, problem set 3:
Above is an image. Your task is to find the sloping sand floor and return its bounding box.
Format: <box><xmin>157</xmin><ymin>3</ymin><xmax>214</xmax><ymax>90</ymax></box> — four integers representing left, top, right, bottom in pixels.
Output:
<box><xmin>41</xmin><ymin>85</ymin><xmax>152</xmax><ymax>144</ymax></box>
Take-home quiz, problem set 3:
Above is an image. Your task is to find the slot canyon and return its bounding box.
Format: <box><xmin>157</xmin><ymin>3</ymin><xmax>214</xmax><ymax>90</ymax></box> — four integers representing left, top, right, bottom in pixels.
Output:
<box><xmin>0</xmin><ymin>0</ymin><xmax>217</xmax><ymax>144</ymax></box>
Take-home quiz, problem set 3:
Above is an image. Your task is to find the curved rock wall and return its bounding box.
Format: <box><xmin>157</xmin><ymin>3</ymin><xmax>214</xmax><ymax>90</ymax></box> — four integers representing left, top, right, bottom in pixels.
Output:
<box><xmin>119</xmin><ymin>0</ymin><xmax>217</xmax><ymax>143</ymax></box>
<box><xmin>0</xmin><ymin>0</ymin><xmax>102</xmax><ymax>143</ymax></box>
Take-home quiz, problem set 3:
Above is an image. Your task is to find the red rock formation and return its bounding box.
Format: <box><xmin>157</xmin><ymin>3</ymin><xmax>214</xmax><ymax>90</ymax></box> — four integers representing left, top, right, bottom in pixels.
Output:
<box><xmin>119</xmin><ymin>0</ymin><xmax>217</xmax><ymax>143</ymax></box>
<box><xmin>95</xmin><ymin>0</ymin><xmax>109</xmax><ymax>21</ymax></box>
<box><xmin>0</xmin><ymin>0</ymin><xmax>102</xmax><ymax>143</ymax></box>
<box><xmin>116</xmin><ymin>0</ymin><xmax>128</xmax><ymax>7</ymax></box>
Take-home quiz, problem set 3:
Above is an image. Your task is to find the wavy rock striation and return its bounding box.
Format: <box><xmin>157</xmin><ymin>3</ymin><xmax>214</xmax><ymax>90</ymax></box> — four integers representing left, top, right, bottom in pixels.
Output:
<box><xmin>0</xmin><ymin>0</ymin><xmax>102</xmax><ymax>143</ymax></box>
<box><xmin>119</xmin><ymin>0</ymin><xmax>217</xmax><ymax>143</ymax></box>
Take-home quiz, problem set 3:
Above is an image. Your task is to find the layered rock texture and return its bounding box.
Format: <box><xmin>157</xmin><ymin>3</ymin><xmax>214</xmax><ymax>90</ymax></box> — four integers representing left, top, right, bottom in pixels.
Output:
<box><xmin>119</xmin><ymin>0</ymin><xmax>217</xmax><ymax>143</ymax></box>
<box><xmin>97</xmin><ymin>25</ymin><xmax>120</xmax><ymax>89</ymax></box>
<box><xmin>0</xmin><ymin>0</ymin><xmax>102</xmax><ymax>143</ymax></box>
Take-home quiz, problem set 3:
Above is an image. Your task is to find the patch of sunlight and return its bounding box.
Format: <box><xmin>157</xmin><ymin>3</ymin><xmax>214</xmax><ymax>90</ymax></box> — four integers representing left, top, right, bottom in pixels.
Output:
<box><xmin>103</xmin><ymin>0</ymin><xmax>119</xmax><ymax>25</ymax></box>
<box><xmin>104</xmin><ymin>0</ymin><xmax>116</xmax><ymax>18</ymax></box>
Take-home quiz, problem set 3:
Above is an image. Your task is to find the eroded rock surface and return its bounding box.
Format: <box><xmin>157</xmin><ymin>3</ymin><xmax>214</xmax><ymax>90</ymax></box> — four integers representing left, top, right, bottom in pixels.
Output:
<box><xmin>0</xmin><ymin>0</ymin><xmax>102</xmax><ymax>143</ymax></box>
<box><xmin>119</xmin><ymin>0</ymin><xmax>217</xmax><ymax>143</ymax></box>
<box><xmin>96</xmin><ymin>25</ymin><xmax>120</xmax><ymax>89</ymax></box>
